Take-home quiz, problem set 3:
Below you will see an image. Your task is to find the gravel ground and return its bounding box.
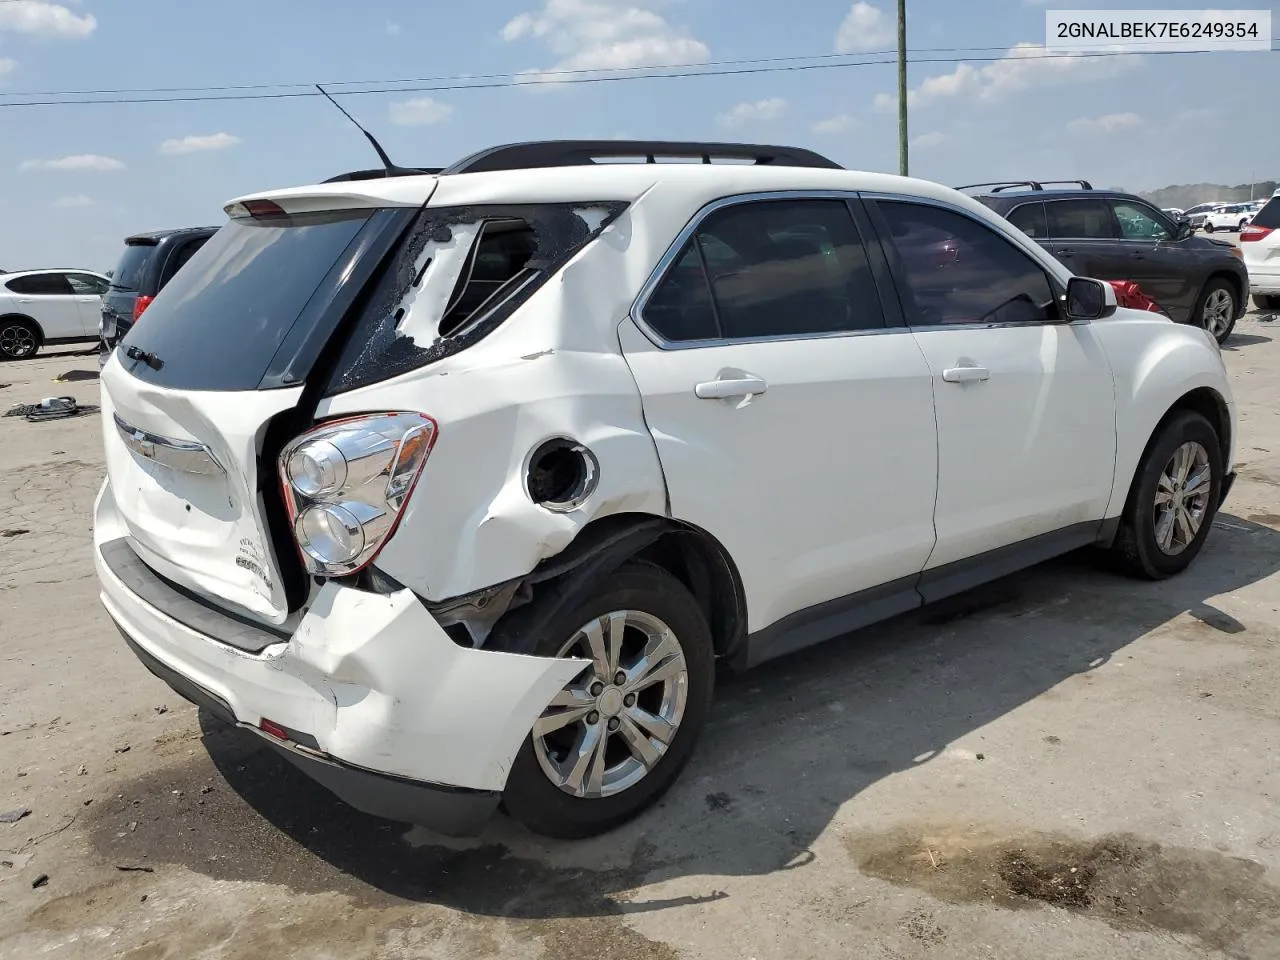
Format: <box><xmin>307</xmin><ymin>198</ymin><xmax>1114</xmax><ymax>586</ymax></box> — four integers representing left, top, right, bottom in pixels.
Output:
<box><xmin>3</xmin><ymin>310</ymin><xmax>1280</xmax><ymax>960</ymax></box>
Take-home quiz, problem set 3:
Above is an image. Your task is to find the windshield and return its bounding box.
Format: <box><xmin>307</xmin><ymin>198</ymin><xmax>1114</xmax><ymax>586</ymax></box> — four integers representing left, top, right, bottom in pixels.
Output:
<box><xmin>118</xmin><ymin>209</ymin><xmax>373</xmax><ymax>391</ymax></box>
<box><xmin>110</xmin><ymin>242</ymin><xmax>156</xmax><ymax>292</ymax></box>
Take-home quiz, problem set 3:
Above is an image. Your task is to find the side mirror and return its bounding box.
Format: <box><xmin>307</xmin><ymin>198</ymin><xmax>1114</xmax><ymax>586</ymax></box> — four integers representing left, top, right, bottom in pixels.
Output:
<box><xmin>1175</xmin><ymin>219</ymin><xmax>1193</xmax><ymax>240</ymax></box>
<box><xmin>1064</xmin><ymin>276</ymin><xmax>1116</xmax><ymax>321</ymax></box>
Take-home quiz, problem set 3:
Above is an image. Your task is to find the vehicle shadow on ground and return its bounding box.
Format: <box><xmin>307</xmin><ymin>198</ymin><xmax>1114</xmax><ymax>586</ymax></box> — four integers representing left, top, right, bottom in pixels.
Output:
<box><xmin>91</xmin><ymin>513</ymin><xmax>1280</xmax><ymax>921</ymax></box>
<box><xmin>1223</xmin><ymin>333</ymin><xmax>1272</xmax><ymax>350</ymax></box>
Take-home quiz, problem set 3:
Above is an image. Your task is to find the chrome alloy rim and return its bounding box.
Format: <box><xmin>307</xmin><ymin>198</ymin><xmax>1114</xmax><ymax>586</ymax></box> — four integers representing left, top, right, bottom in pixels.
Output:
<box><xmin>532</xmin><ymin>609</ymin><xmax>688</xmax><ymax>798</ymax></box>
<box><xmin>1153</xmin><ymin>441</ymin><xmax>1212</xmax><ymax>556</ymax></box>
<box><xmin>1201</xmin><ymin>289</ymin><xmax>1234</xmax><ymax>339</ymax></box>
<box><xmin>0</xmin><ymin>323</ymin><xmax>36</xmax><ymax>358</ymax></box>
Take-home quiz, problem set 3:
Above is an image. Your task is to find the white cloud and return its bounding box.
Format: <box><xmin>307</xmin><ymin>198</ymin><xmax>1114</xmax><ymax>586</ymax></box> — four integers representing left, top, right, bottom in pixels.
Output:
<box><xmin>388</xmin><ymin>96</ymin><xmax>453</xmax><ymax>126</ymax></box>
<box><xmin>876</xmin><ymin>42</ymin><xmax>1139</xmax><ymax>111</ymax></box>
<box><xmin>385</xmin><ymin>21</ymin><xmax>401</xmax><ymax>35</ymax></box>
<box><xmin>0</xmin><ymin>1</ymin><xmax>96</xmax><ymax>39</ymax></box>
<box><xmin>717</xmin><ymin>97</ymin><xmax>788</xmax><ymax>129</ymax></box>
<box><xmin>502</xmin><ymin>0</ymin><xmax>710</xmax><ymax>83</ymax></box>
<box><xmin>911</xmin><ymin>131</ymin><xmax>947</xmax><ymax>150</ymax></box>
<box><xmin>1067</xmin><ymin>112</ymin><xmax>1143</xmax><ymax>135</ymax></box>
<box><xmin>812</xmin><ymin>114</ymin><xmax>857</xmax><ymax>134</ymax></box>
<box><xmin>159</xmin><ymin>132</ymin><xmax>240</xmax><ymax>155</ymax></box>
<box><xmin>52</xmin><ymin>194</ymin><xmax>94</xmax><ymax>209</ymax></box>
<box><xmin>836</xmin><ymin>2</ymin><xmax>894</xmax><ymax>53</ymax></box>
<box><xmin>20</xmin><ymin>154</ymin><xmax>125</xmax><ymax>172</ymax></box>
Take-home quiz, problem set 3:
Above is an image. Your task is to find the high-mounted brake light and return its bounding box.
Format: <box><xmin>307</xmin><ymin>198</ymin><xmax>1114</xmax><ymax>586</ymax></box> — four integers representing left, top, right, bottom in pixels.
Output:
<box><xmin>225</xmin><ymin>199</ymin><xmax>288</xmax><ymax>219</ymax></box>
<box><xmin>1241</xmin><ymin>224</ymin><xmax>1274</xmax><ymax>243</ymax></box>
<box><xmin>132</xmin><ymin>295</ymin><xmax>154</xmax><ymax>322</ymax></box>
<box><xmin>279</xmin><ymin>412</ymin><xmax>438</xmax><ymax>577</ymax></box>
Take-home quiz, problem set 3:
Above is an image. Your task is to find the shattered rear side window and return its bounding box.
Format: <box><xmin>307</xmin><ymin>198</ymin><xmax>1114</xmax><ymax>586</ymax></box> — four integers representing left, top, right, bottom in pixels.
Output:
<box><xmin>325</xmin><ymin>202</ymin><xmax>627</xmax><ymax>395</ymax></box>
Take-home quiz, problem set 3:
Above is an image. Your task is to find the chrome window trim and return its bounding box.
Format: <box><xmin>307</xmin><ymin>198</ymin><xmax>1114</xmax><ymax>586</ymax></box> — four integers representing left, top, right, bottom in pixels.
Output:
<box><xmin>629</xmin><ymin>189</ymin><xmax>904</xmax><ymax>351</ymax></box>
<box><xmin>860</xmin><ymin>190</ymin><xmax>1084</xmax><ymax>331</ymax></box>
<box><xmin>113</xmin><ymin>412</ymin><xmax>226</xmax><ymax>476</ymax></box>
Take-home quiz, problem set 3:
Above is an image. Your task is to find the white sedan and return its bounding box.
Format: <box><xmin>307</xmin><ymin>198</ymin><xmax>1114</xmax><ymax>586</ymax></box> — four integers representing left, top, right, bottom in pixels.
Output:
<box><xmin>1203</xmin><ymin>204</ymin><xmax>1254</xmax><ymax>233</ymax></box>
<box><xmin>0</xmin><ymin>268</ymin><xmax>110</xmax><ymax>359</ymax></box>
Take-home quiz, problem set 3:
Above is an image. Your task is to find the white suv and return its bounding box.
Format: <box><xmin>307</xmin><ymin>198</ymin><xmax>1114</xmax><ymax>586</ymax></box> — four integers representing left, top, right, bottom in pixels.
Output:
<box><xmin>0</xmin><ymin>268</ymin><xmax>110</xmax><ymax>359</ymax></box>
<box><xmin>1242</xmin><ymin>196</ymin><xmax>1280</xmax><ymax>310</ymax></box>
<box><xmin>1202</xmin><ymin>204</ymin><xmax>1254</xmax><ymax>233</ymax></box>
<box><xmin>94</xmin><ymin>140</ymin><xmax>1236</xmax><ymax>839</ymax></box>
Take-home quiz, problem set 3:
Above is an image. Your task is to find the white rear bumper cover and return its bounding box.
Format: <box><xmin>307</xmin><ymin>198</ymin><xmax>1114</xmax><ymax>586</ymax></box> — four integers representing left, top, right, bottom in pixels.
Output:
<box><xmin>95</xmin><ymin>479</ymin><xmax>585</xmax><ymax>828</ymax></box>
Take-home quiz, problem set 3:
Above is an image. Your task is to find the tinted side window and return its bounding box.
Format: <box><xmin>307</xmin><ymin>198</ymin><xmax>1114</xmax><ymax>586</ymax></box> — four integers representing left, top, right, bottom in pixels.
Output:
<box><xmin>877</xmin><ymin>200</ymin><xmax>1056</xmax><ymax>326</ymax></box>
<box><xmin>159</xmin><ymin>238</ymin><xmax>210</xmax><ymax>290</ymax></box>
<box><xmin>110</xmin><ymin>243</ymin><xmax>157</xmax><ymax>291</ymax></box>
<box><xmin>1046</xmin><ymin>199</ymin><xmax>1116</xmax><ymax>240</ymax></box>
<box><xmin>1110</xmin><ymin>201</ymin><xmax>1171</xmax><ymax>240</ymax></box>
<box><xmin>6</xmin><ymin>273</ymin><xmax>75</xmax><ymax>296</ymax></box>
<box><xmin>66</xmin><ymin>273</ymin><xmax>109</xmax><ymax>295</ymax></box>
<box><xmin>643</xmin><ymin>244</ymin><xmax>719</xmax><ymax>341</ymax></box>
<box><xmin>1006</xmin><ymin>202</ymin><xmax>1049</xmax><ymax>238</ymax></box>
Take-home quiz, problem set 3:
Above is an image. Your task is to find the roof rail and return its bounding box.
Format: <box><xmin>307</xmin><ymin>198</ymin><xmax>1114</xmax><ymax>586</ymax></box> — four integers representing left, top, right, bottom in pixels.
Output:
<box><xmin>321</xmin><ymin>167</ymin><xmax>443</xmax><ymax>183</ymax></box>
<box><xmin>956</xmin><ymin>179</ymin><xmax>1094</xmax><ymax>194</ymax></box>
<box><xmin>440</xmin><ymin>139</ymin><xmax>843</xmax><ymax>175</ymax></box>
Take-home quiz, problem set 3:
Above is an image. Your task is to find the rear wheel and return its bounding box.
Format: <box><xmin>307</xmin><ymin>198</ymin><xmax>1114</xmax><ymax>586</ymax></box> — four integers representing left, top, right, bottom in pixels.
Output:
<box><xmin>502</xmin><ymin>563</ymin><xmax>714</xmax><ymax>839</ymax></box>
<box><xmin>1193</xmin><ymin>279</ymin><xmax>1237</xmax><ymax>344</ymax></box>
<box><xmin>0</xmin><ymin>317</ymin><xmax>40</xmax><ymax>360</ymax></box>
<box><xmin>1239</xmin><ymin>220</ymin><xmax>1250</xmax><ymax>232</ymax></box>
<box><xmin>1112</xmin><ymin>411</ymin><xmax>1222</xmax><ymax>579</ymax></box>
<box><xmin>1204</xmin><ymin>222</ymin><xmax>1216</xmax><ymax>233</ymax></box>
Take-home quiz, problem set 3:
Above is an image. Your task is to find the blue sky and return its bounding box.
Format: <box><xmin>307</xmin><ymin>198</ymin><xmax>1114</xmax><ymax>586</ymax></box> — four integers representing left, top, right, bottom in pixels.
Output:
<box><xmin>0</xmin><ymin>0</ymin><xmax>1276</xmax><ymax>271</ymax></box>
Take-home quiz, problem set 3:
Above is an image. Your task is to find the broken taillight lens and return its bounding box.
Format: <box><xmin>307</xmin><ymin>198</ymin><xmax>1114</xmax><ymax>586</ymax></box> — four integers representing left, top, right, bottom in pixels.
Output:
<box><xmin>279</xmin><ymin>412</ymin><xmax>437</xmax><ymax>577</ymax></box>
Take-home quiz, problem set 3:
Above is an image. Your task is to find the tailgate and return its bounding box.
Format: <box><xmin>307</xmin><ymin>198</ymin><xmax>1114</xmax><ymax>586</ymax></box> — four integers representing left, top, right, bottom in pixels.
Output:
<box><xmin>101</xmin><ymin>362</ymin><xmax>302</xmax><ymax>623</ymax></box>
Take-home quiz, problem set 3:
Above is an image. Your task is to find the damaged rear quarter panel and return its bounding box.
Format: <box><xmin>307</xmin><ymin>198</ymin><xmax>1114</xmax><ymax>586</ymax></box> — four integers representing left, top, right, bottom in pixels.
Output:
<box><xmin>315</xmin><ymin>201</ymin><xmax>672</xmax><ymax>602</ymax></box>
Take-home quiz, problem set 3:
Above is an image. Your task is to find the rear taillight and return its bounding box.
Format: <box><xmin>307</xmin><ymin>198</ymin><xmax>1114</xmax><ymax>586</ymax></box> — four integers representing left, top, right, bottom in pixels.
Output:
<box><xmin>132</xmin><ymin>295</ymin><xmax>154</xmax><ymax>322</ymax></box>
<box><xmin>279</xmin><ymin>412</ymin><xmax>437</xmax><ymax>577</ymax></box>
<box><xmin>1241</xmin><ymin>224</ymin><xmax>1274</xmax><ymax>242</ymax></box>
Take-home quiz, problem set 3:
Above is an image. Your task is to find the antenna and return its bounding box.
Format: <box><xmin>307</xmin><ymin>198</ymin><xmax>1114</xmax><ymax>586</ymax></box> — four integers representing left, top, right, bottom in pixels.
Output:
<box><xmin>314</xmin><ymin>84</ymin><xmax>418</xmax><ymax>178</ymax></box>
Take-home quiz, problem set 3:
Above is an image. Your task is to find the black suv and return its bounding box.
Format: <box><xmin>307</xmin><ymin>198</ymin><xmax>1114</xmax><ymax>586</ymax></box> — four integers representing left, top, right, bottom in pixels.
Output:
<box><xmin>100</xmin><ymin>226</ymin><xmax>217</xmax><ymax>365</ymax></box>
<box><xmin>964</xmin><ymin>181</ymin><xmax>1249</xmax><ymax>344</ymax></box>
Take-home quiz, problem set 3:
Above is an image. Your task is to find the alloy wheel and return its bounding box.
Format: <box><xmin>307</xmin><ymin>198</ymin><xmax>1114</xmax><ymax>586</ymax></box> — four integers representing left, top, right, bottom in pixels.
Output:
<box><xmin>1200</xmin><ymin>289</ymin><xmax>1234</xmax><ymax>339</ymax></box>
<box><xmin>0</xmin><ymin>323</ymin><xmax>36</xmax><ymax>359</ymax></box>
<box><xmin>532</xmin><ymin>609</ymin><xmax>689</xmax><ymax>799</ymax></box>
<box><xmin>1153</xmin><ymin>440</ymin><xmax>1212</xmax><ymax>556</ymax></box>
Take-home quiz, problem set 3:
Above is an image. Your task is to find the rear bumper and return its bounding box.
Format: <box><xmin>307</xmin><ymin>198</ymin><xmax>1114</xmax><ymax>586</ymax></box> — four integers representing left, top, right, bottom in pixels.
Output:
<box><xmin>118</xmin><ymin>626</ymin><xmax>500</xmax><ymax>834</ymax></box>
<box><xmin>1247</xmin><ymin>265</ymin><xmax>1280</xmax><ymax>297</ymax></box>
<box><xmin>94</xmin><ymin>478</ymin><xmax>584</xmax><ymax>834</ymax></box>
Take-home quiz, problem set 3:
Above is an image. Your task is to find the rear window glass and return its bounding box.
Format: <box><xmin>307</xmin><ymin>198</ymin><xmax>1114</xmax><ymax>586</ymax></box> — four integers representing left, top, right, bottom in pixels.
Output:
<box><xmin>110</xmin><ymin>243</ymin><xmax>157</xmax><ymax>292</ymax></box>
<box><xmin>1252</xmin><ymin>198</ymin><xmax>1280</xmax><ymax>229</ymax></box>
<box><xmin>118</xmin><ymin>210</ymin><xmax>372</xmax><ymax>391</ymax></box>
<box><xmin>326</xmin><ymin>202</ymin><xmax>624</xmax><ymax>394</ymax></box>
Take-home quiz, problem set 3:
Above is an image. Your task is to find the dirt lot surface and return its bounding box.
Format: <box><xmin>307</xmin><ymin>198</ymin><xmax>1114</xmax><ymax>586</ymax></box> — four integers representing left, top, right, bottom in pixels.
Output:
<box><xmin>4</xmin><ymin>312</ymin><xmax>1280</xmax><ymax>960</ymax></box>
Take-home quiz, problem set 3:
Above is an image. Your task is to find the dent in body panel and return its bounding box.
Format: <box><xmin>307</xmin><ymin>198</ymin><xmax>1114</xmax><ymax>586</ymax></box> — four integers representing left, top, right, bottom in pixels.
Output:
<box><xmin>1093</xmin><ymin>314</ymin><xmax>1234</xmax><ymax>518</ymax></box>
<box><xmin>316</xmin><ymin>202</ymin><xmax>670</xmax><ymax>611</ymax></box>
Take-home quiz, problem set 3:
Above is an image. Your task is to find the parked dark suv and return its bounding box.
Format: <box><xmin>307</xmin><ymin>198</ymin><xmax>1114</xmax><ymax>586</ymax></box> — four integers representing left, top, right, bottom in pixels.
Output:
<box><xmin>963</xmin><ymin>181</ymin><xmax>1249</xmax><ymax>344</ymax></box>
<box><xmin>100</xmin><ymin>226</ymin><xmax>217</xmax><ymax>365</ymax></box>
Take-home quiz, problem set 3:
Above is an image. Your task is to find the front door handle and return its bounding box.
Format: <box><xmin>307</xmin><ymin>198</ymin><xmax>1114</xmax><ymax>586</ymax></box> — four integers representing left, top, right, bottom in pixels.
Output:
<box><xmin>694</xmin><ymin>377</ymin><xmax>768</xmax><ymax>400</ymax></box>
<box><xmin>942</xmin><ymin>366</ymin><xmax>990</xmax><ymax>384</ymax></box>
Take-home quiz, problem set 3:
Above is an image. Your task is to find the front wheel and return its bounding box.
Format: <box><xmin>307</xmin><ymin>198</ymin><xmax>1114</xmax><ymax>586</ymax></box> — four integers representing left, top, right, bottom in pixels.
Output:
<box><xmin>1204</xmin><ymin>222</ymin><xmax>1216</xmax><ymax>233</ymax></box>
<box><xmin>1194</xmin><ymin>279</ymin><xmax>1237</xmax><ymax>344</ymax></box>
<box><xmin>0</xmin><ymin>318</ymin><xmax>40</xmax><ymax>360</ymax></box>
<box><xmin>1112</xmin><ymin>411</ymin><xmax>1223</xmax><ymax>579</ymax></box>
<box><xmin>502</xmin><ymin>562</ymin><xmax>715</xmax><ymax>838</ymax></box>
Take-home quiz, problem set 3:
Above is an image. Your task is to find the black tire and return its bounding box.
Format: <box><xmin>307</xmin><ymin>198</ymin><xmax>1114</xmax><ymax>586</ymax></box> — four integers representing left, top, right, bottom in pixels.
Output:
<box><xmin>501</xmin><ymin>562</ymin><xmax>714</xmax><ymax>839</ymax></box>
<box><xmin>1239</xmin><ymin>220</ymin><xmax>1249</xmax><ymax>232</ymax></box>
<box><xmin>1192</xmin><ymin>277</ymin><xmax>1237</xmax><ymax>344</ymax></box>
<box><xmin>1254</xmin><ymin>294</ymin><xmax>1280</xmax><ymax>312</ymax></box>
<box><xmin>0</xmin><ymin>316</ymin><xmax>41</xmax><ymax>360</ymax></box>
<box><xmin>1112</xmin><ymin>411</ymin><xmax>1222</xmax><ymax>580</ymax></box>
<box><xmin>1204</xmin><ymin>222</ymin><xmax>1215</xmax><ymax>233</ymax></box>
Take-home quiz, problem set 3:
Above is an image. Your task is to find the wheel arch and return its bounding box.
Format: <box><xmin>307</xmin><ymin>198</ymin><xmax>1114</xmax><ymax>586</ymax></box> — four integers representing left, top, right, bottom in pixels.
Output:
<box><xmin>479</xmin><ymin>511</ymin><xmax>749</xmax><ymax>666</ymax></box>
<box><xmin>1204</xmin><ymin>270</ymin><xmax>1245</xmax><ymax>316</ymax></box>
<box><xmin>0</xmin><ymin>313</ymin><xmax>44</xmax><ymax>337</ymax></box>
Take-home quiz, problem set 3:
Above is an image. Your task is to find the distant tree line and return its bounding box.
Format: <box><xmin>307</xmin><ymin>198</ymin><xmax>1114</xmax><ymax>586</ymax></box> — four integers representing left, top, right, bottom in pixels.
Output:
<box><xmin>1140</xmin><ymin>180</ymin><xmax>1279</xmax><ymax>210</ymax></box>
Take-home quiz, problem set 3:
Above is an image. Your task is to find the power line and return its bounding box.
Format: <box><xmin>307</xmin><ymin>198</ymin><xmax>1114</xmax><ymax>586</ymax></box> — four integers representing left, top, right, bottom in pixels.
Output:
<box><xmin>0</xmin><ymin>48</ymin><xmax>1259</xmax><ymax>109</ymax></box>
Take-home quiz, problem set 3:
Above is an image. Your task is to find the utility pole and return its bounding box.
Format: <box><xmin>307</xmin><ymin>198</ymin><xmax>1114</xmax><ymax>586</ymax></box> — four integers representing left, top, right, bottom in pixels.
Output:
<box><xmin>897</xmin><ymin>0</ymin><xmax>908</xmax><ymax>176</ymax></box>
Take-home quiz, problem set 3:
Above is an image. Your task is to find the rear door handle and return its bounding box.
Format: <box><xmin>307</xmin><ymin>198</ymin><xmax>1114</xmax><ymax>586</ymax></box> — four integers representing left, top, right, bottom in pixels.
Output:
<box><xmin>942</xmin><ymin>366</ymin><xmax>990</xmax><ymax>383</ymax></box>
<box><xmin>694</xmin><ymin>377</ymin><xmax>768</xmax><ymax>400</ymax></box>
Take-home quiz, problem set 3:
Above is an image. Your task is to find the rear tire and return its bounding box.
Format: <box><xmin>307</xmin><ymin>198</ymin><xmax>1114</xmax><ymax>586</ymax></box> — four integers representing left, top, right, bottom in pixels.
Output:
<box><xmin>501</xmin><ymin>562</ymin><xmax>715</xmax><ymax>839</ymax></box>
<box><xmin>1193</xmin><ymin>278</ymin><xmax>1237</xmax><ymax>344</ymax></box>
<box><xmin>0</xmin><ymin>317</ymin><xmax>40</xmax><ymax>360</ymax></box>
<box><xmin>1204</xmin><ymin>222</ymin><xmax>1215</xmax><ymax>233</ymax></box>
<box><xmin>1112</xmin><ymin>411</ymin><xmax>1222</xmax><ymax>580</ymax></box>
